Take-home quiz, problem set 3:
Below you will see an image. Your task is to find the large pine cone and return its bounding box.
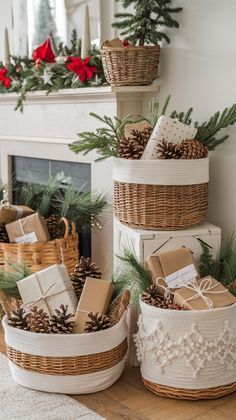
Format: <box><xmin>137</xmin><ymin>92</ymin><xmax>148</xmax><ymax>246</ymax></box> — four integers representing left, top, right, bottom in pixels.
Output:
<box><xmin>45</xmin><ymin>215</ymin><xmax>64</xmax><ymax>240</ymax></box>
<box><xmin>49</xmin><ymin>304</ymin><xmax>74</xmax><ymax>334</ymax></box>
<box><xmin>157</xmin><ymin>139</ymin><xmax>183</xmax><ymax>159</ymax></box>
<box><xmin>70</xmin><ymin>256</ymin><xmax>102</xmax><ymax>299</ymax></box>
<box><xmin>141</xmin><ymin>284</ymin><xmax>163</xmax><ymax>307</ymax></box>
<box><xmin>27</xmin><ymin>306</ymin><xmax>50</xmax><ymax>333</ymax></box>
<box><xmin>180</xmin><ymin>139</ymin><xmax>208</xmax><ymax>159</ymax></box>
<box><xmin>8</xmin><ymin>307</ymin><xmax>30</xmax><ymax>331</ymax></box>
<box><xmin>85</xmin><ymin>312</ymin><xmax>111</xmax><ymax>333</ymax></box>
<box><xmin>0</xmin><ymin>224</ymin><xmax>9</xmax><ymax>243</ymax></box>
<box><xmin>117</xmin><ymin>126</ymin><xmax>152</xmax><ymax>159</ymax></box>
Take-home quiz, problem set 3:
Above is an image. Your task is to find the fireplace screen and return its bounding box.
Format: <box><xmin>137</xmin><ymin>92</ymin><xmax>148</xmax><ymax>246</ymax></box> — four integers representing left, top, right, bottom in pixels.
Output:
<box><xmin>11</xmin><ymin>155</ymin><xmax>91</xmax><ymax>256</ymax></box>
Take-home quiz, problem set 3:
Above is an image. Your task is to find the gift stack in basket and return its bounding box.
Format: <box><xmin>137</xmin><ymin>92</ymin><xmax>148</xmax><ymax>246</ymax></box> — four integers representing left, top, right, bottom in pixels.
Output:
<box><xmin>2</xmin><ymin>257</ymin><xmax>130</xmax><ymax>394</ymax></box>
<box><xmin>134</xmin><ymin>246</ymin><xmax>236</xmax><ymax>399</ymax></box>
<box><xmin>0</xmin><ymin>203</ymin><xmax>79</xmax><ymax>273</ymax></box>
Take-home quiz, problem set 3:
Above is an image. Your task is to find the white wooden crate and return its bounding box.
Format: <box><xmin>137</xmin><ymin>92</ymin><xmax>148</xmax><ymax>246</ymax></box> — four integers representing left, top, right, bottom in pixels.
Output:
<box><xmin>114</xmin><ymin>219</ymin><xmax>221</xmax><ymax>366</ymax></box>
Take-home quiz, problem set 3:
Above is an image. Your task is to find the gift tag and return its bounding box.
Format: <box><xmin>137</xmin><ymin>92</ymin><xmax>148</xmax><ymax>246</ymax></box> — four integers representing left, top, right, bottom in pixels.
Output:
<box><xmin>165</xmin><ymin>264</ymin><xmax>197</xmax><ymax>288</ymax></box>
<box><xmin>15</xmin><ymin>231</ymin><xmax>38</xmax><ymax>244</ymax></box>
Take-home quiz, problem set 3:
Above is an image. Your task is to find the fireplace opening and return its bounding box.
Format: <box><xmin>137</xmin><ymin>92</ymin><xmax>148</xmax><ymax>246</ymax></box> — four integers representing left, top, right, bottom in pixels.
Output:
<box><xmin>11</xmin><ymin>155</ymin><xmax>92</xmax><ymax>257</ymax></box>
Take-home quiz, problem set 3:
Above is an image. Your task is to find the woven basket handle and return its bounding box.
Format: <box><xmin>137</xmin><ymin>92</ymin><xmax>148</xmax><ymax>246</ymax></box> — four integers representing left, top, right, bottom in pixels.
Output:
<box><xmin>59</xmin><ymin>217</ymin><xmax>77</xmax><ymax>240</ymax></box>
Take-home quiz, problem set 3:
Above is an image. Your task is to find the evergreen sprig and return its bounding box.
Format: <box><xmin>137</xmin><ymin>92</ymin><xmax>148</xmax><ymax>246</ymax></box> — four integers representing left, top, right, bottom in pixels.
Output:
<box><xmin>69</xmin><ymin>112</ymin><xmax>138</xmax><ymax>161</ymax></box>
<box><xmin>198</xmin><ymin>234</ymin><xmax>236</xmax><ymax>295</ymax></box>
<box><xmin>19</xmin><ymin>177</ymin><xmax>107</xmax><ymax>232</ymax></box>
<box><xmin>112</xmin><ymin>248</ymin><xmax>152</xmax><ymax>303</ymax></box>
<box><xmin>113</xmin><ymin>0</ymin><xmax>183</xmax><ymax>46</ymax></box>
<box><xmin>0</xmin><ymin>261</ymin><xmax>31</xmax><ymax>299</ymax></box>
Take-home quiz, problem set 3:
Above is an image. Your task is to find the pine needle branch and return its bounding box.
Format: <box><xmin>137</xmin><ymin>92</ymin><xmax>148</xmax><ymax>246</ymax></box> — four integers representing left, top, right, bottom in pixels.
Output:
<box><xmin>112</xmin><ymin>247</ymin><xmax>152</xmax><ymax>303</ymax></box>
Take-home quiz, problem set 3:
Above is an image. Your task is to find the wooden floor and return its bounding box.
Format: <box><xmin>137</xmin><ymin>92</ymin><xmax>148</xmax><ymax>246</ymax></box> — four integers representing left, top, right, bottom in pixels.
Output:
<box><xmin>1</xmin><ymin>326</ymin><xmax>235</xmax><ymax>420</ymax></box>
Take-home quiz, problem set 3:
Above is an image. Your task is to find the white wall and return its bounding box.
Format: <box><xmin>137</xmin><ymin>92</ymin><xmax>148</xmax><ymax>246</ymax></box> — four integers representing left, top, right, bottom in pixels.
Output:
<box><xmin>157</xmin><ymin>0</ymin><xmax>236</xmax><ymax>237</ymax></box>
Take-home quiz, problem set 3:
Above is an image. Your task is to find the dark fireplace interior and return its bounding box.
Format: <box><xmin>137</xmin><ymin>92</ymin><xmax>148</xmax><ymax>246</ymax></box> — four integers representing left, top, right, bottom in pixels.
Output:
<box><xmin>11</xmin><ymin>156</ymin><xmax>92</xmax><ymax>257</ymax></box>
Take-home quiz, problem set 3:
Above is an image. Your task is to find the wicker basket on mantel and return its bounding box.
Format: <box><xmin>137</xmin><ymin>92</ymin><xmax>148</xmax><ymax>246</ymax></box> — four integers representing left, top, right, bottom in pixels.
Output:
<box><xmin>113</xmin><ymin>158</ymin><xmax>209</xmax><ymax>230</ymax></box>
<box><xmin>101</xmin><ymin>45</ymin><xmax>160</xmax><ymax>86</ymax></box>
<box><xmin>3</xmin><ymin>313</ymin><xmax>128</xmax><ymax>394</ymax></box>
<box><xmin>134</xmin><ymin>300</ymin><xmax>236</xmax><ymax>400</ymax></box>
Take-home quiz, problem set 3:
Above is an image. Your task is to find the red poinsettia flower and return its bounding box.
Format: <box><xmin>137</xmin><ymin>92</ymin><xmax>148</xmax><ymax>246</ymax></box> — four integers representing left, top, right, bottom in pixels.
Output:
<box><xmin>66</xmin><ymin>56</ymin><xmax>97</xmax><ymax>83</ymax></box>
<box><xmin>32</xmin><ymin>37</ymin><xmax>55</xmax><ymax>63</ymax></box>
<box><xmin>0</xmin><ymin>68</ymin><xmax>11</xmax><ymax>88</ymax></box>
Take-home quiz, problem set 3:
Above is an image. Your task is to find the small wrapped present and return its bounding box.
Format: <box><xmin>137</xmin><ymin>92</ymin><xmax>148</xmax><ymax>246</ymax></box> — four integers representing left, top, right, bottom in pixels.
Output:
<box><xmin>17</xmin><ymin>264</ymin><xmax>78</xmax><ymax>316</ymax></box>
<box><xmin>0</xmin><ymin>203</ymin><xmax>34</xmax><ymax>225</ymax></box>
<box><xmin>124</xmin><ymin>121</ymin><xmax>151</xmax><ymax>139</ymax></box>
<box><xmin>174</xmin><ymin>276</ymin><xmax>236</xmax><ymax>310</ymax></box>
<box><xmin>6</xmin><ymin>212</ymin><xmax>49</xmax><ymax>243</ymax></box>
<box><xmin>146</xmin><ymin>247</ymin><xmax>198</xmax><ymax>289</ymax></box>
<box><xmin>73</xmin><ymin>277</ymin><xmax>114</xmax><ymax>333</ymax></box>
<box><xmin>104</xmin><ymin>38</ymin><xmax>125</xmax><ymax>48</ymax></box>
<box><xmin>141</xmin><ymin>115</ymin><xmax>197</xmax><ymax>160</ymax></box>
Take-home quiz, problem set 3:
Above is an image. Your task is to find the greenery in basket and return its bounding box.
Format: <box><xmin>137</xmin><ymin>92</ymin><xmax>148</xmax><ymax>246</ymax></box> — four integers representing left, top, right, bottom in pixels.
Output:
<box><xmin>70</xmin><ymin>95</ymin><xmax>236</xmax><ymax>159</ymax></box>
<box><xmin>0</xmin><ymin>261</ymin><xmax>31</xmax><ymax>318</ymax></box>
<box><xmin>19</xmin><ymin>177</ymin><xmax>107</xmax><ymax>233</ymax></box>
<box><xmin>0</xmin><ymin>30</ymin><xmax>106</xmax><ymax>113</ymax></box>
<box><xmin>112</xmin><ymin>0</ymin><xmax>183</xmax><ymax>46</ymax></box>
<box><xmin>112</xmin><ymin>247</ymin><xmax>152</xmax><ymax>304</ymax></box>
<box><xmin>199</xmin><ymin>235</ymin><xmax>236</xmax><ymax>296</ymax></box>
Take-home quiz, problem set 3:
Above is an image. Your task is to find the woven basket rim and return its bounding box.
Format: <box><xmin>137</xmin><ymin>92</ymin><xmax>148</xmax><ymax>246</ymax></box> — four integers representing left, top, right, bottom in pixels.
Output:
<box><xmin>101</xmin><ymin>45</ymin><xmax>160</xmax><ymax>52</ymax></box>
<box><xmin>2</xmin><ymin>312</ymin><xmax>126</xmax><ymax>339</ymax></box>
<box><xmin>140</xmin><ymin>298</ymin><xmax>236</xmax><ymax>315</ymax></box>
<box><xmin>113</xmin><ymin>157</ymin><xmax>209</xmax><ymax>165</ymax></box>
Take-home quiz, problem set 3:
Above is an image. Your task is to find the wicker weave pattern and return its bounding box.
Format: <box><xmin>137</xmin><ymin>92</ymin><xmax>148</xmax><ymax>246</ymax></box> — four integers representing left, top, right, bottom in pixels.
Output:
<box><xmin>101</xmin><ymin>45</ymin><xmax>160</xmax><ymax>86</ymax></box>
<box><xmin>143</xmin><ymin>378</ymin><xmax>236</xmax><ymax>400</ymax></box>
<box><xmin>7</xmin><ymin>338</ymin><xmax>127</xmax><ymax>376</ymax></box>
<box><xmin>0</xmin><ymin>218</ymin><xmax>79</xmax><ymax>274</ymax></box>
<box><xmin>113</xmin><ymin>181</ymin><xmax>208</xmax><ymax>230</ymax></box>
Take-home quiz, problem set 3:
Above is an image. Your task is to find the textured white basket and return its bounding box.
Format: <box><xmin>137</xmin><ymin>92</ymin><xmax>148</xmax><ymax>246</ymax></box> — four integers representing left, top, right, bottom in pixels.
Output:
<box><xmin>3</xmin><ymin>314</ymin><xmax>128</xmax><ymax>394</ymax></box>
<box><xmin>113</xmin><ymin>158</ymin><xmax>209</xmax><ymax>185</ymax></box>
<box><xmin>135</xmin><ymin>300</ymin><xmax>236</xmax><ymax>390</ymax></box>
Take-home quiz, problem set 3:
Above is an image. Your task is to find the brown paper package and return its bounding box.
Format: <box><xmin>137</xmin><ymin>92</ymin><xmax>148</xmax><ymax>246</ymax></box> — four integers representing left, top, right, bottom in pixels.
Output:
<box><xmin>0</xmin><ymin>204</ymin><xmax>34</xmax><ymax>225</ymax></box>
<box><xmin>174</xmin><ymin>276</ymin><xmax>236</xmax><ymax>310</ymax></box>
<box><xmin>73</xmin><ymin>277</ymin><xmax>114</xmax><ymax>333</ymax></box>
<box><xmin>6</xmin><ymin>212</ymin><xmax>49</xmax><ymax>243</ymax></box>
<box><xmin>146</xmin><ymin>247</ymin><xmax>197</xmax><ymax>288</ymax></box>
<box><xmin>125</xmin><ymin>121</ymin><xmax>151</xmax><ymax>139</ymax></box>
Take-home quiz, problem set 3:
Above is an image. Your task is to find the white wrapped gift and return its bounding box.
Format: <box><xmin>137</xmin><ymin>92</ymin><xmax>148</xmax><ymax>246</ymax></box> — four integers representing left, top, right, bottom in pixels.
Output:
<box><xmin>142</xmin><ymin>115</ymin><xmax>197</xmax><ymax>160</ymax></box>
<box><xmin>17</xmin><ymin>264</ymin><xmax>78</xmax><ymax>316</ymax></box>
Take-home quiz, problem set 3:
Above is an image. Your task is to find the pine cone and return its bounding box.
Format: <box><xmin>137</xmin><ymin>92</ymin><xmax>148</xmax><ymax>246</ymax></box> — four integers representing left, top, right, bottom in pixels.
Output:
<box><xmin>45</xmin><ymin>215</ymin><xmax>64</xmax><ymax>240</ymax></box>
<box><xmin>84</xmin><ymin>312</ymin><xmax>111</xmax><ymax>333</ymax></box>
<box><xmin>157</xmin><ymin>139</ymin><xmax>183</xmax><ymax>159</ymax></box>
<box><xmin>49</xmin><ymin>304</ymin><xmax>75</xmax><ymax>334</ymax></box>
<box><xmin>8</xmin><ymin>307</ymin><xmax>30</xmax><ymax>331</ymax></box>
<box><xmin>70</xmin><ymin>256</ymin><xmax>102</xmax><ymax>299</ymax></box>
<box><xmin>180</xmin><ymin>139</ymin><xmax>208</xmax><ymax>159</ymax></box>
<box><xmin>0</xmin><ymin>224</ymin><xmax>9</xmax><ymax>243</ymax></box>
<box><xmin>27</xmin><ymin>306</ymin><xmax>50</xmax><ymax>333</ymax></box>
<box><xmin>141</xmin><ymin>284</ymin><xmax>163</xmax><ymax>307</ymax></box>
<box><xmin>117</xmin><ymin>126</ymin><xmax>152</xmax><ymax>159</ymax></box>
<box><xmin>108</xmin><ymin>289</ymin><xmax>130</xmax><ymax>326</ymax></box>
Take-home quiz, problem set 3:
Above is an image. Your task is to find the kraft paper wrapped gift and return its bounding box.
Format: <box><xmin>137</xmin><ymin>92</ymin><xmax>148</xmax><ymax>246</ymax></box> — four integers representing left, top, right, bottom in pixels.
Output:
<box><xmin>17</xmin><ymin>264</ymin><xmax>78</xmax><ymax>316</ymax></box>
<box><xmin>125</xmin><ymin>121</ymin><xmax>151</xmax><ymax>139</ymax></box>
<box><xmin>174</xmin><ymin>276</ymin><xmax>236</xmax><ymax>310</ymax></box>
<box><xmin>0</xmin><ymin>204</ymin><xmax>34</xmax><ymax>224</ymax></box>
<box><xmin>6</xmin><ymin>212</ymin><xmax>49</xmax><ymax>243</ymax></box>
<box><xmin>141</xmin><ymin>115</ymin><xmax>197</xmax><ymax>160</ymax></box>
<box><xmin>73</xmin><ymin>277</ymin><xmax>114</xmax><ymax>333</ymax></box>
<box><xmin>146</xmin><ymin>247</ymin><xmax>198</xmax><ymax>289</ymax></box>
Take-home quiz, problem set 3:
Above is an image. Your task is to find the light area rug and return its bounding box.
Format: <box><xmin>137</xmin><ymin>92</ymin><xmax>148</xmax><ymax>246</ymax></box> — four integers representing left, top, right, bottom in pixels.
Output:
<box><xmin>0</xmin><ymin>354</ymin><xmax>105</xmax><ymax>420</ymax></box>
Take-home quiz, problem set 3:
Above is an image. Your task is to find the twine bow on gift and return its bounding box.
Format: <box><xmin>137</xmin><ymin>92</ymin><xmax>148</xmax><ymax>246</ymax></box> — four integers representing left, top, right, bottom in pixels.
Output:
<box><xmin>177</xmin><ymin>277</ymin><xmax>228</xmax><ymax>309</ymax></box>
<box><xmin>23</xmin><ymin>272</ymin><xmax>73</xmax><ymax>314</ymax></box>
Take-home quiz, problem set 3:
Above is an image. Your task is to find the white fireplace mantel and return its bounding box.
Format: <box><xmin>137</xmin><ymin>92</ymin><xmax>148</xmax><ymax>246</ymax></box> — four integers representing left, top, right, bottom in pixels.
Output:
<box><xmin>0</xmin><ymin>85</ymin><xmax>159</xmax><ymax>275</ymax></box>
